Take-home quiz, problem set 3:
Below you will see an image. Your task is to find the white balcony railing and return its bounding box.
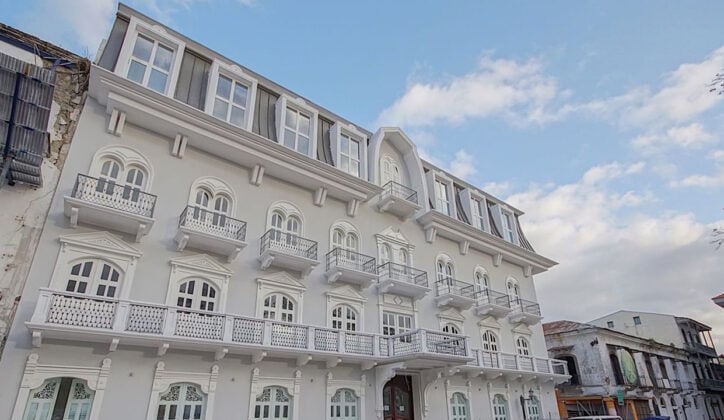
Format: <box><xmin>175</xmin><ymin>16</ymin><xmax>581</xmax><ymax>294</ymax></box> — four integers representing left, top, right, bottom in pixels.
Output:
<box><xmin>467</xmin><ymin>349</ymin><xmax>569</xmax><ymax>376</ymax></box>
<box><xmin>29</xmin><ymin>290</ymin><xmax>476</xmax><ymax>366</ymax></box>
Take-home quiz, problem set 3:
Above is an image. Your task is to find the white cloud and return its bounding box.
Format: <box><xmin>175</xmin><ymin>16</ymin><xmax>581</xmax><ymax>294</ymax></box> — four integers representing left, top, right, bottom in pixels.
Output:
<box><xmin>505</xmin><ymin>164</ymin><xmax>724</xmax><ymax>348</ymax></box>
<box><xmin>481</xmin><ymin>181</ymin><xmax>511</xmax><ymax>197</ymax></box>
<box><xmin>670</xmin><ymin>172</ymin><xmax>724</xmax><ymax>188</ymax></box>
<box><xmin>632</xmin><ymin>123</ymin><xmax>716</xmax><ymax>154</ymax></box>
<box><xmin>709</xmin><ymin>149</ymin><xmax>724</xmax><ymax>164</ymax></box>
<box><xmin>581</xmin><ymin>161</ymin><xmax>646</xmax><ymax>185</ymax></box>
<box><xmin>376</xmin><ymin>54</ymin><xmax>565</xmax><ymax>127</ymax></box>
<box><xmin>448</xmin><ymin>150</ymin><xmax>477</xmax><ymax>180</ymax></box>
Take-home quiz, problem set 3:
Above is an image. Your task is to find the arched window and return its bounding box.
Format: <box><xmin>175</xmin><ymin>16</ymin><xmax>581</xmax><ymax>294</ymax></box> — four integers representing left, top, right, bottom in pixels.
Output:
<box><xmin>526</xmin><ymin>396</ymin><xmax>541</xmax><ymax>420</ymax></box>
<box><xmin>23</xmin><ymin>378</ymin><xmax>95</xmax><ymax>420</ymax></box>
<box><xmin>331</xmin><ymin>305</ymin><xmax>358</xmax><ymax>331</ymax></box>
<box><xmin>187</xmin><ymin>177</ymin><xmax>236</xmax><ymax>228</ymax></box>
<box><xmin>176</xmin><ymin>279</ymin><xmax>218</xmax><ymax>312</ymax></box>
<box><xmin>482</xmin><ymin>330</ymin><xmax>499</xmax><ymax>352</ymax></box>
<box><xmin>436</xmin><ymin>256</ymin><xmax>454</xmax><ymax>282</ymax></box>
<box><xmin>330</xmin><ymin>388</ymin><xmax>359</xmax><ymax>420</ymax></box>
<box><xmin>268</xmin><ymin>203</ymin><xmax>303</xmax><ymax>247</ymax></box>
<box><xmin>516</xmin><ymin>336</ymin><xmax>530</xmax><ymax>356</ymax></box>
<box><xmin>398</xmin><ymin>248</ymin><xmax>409</xmax><ymax>267</ymax></box>
<box><xmin>381</xmin><ymin>155</ymin><xmax>402</xmax><ymax>185</ymax></box>
<box><xmin>507</xmin><ymin>278</ymin><xmax>521</xmax><ymax>306</ymax></box>
<box><xmin>560</xmin><ymin>355</ymin><xmax>580</xmax><ymax>385</ymax></box>
<box><xmin>379</xmin><ymin>243</ymin><xmax>392</xmax><ymax>265</ymax></box>
<box><xmin>474</xmin><ymin>268</ymin><xmax>489</xmax><ymax>294</ymax></box>
<box><xmin>442</xmin><ymin>323</ymin><xmax>460</xmax><ymax>335</ymax></box>
<box><xmin>253</xmin><ymin>386</ymin><xmax>291</xmax><ymax>420</ymax></box>
<box><xmin>492</xmin><ymin>394</ymin><xmax>508</xmax><ymax>420</ymax></box>
<box><xmin>96</xmin><ymin>158</ymin><xmax>148</xmax><ymax>201</ymax></box>
<box><xmin>157</xmin><ymin>383</ymin><xmax>206</xmax><ymax>420</ymax></box>
<box><xmin>450</xmin><ymin>392</ymin><xmax>470</xmax><ymax>420</ymax></box>
<box><xmin>66</xmin><ymin>259</ymin><xmax>122</xmax><ymax>298</ymax></box>
<box><xmin>263</xmin><ymin>293</ymin><xmax>295</xmax><ymax>322</ymax></box>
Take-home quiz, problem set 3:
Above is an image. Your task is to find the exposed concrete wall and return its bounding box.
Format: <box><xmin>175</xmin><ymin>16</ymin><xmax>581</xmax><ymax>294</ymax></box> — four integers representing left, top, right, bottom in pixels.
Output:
<box><xmin>0</xmin><ymin>25</ymin><xmax>89</xmax><ymax>355</ymax></box>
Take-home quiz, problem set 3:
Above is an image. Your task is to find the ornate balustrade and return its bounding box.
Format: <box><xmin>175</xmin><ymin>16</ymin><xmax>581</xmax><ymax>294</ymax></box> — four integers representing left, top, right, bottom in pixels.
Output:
<box><xmin>71</xmin><ymin>174</ymin><xmax>156</xmax><ymax>217</ymax></box>
<box><xmin>466</xmin><ymin>349</ymin><xmax>569</xmax><ymax>377</ymax></box>
<box><xmin>29</xmin><ymin>289</ymin><xmax>472</xmax><ymax>369</ymax></box>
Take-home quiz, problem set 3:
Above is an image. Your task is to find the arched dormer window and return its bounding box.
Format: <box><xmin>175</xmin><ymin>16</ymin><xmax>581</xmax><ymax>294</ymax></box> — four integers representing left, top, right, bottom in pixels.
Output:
<box><xmin>507</xmin><ymin>277</ymin><xmax>521</xmax><ymax>306</ymax></box>
<box><xmin>381</xmin><ymin>155</ymin><xmax>403</xmax><ymax>185</ymax></box>
<box><xmin>262</xmin><ymin>293</ymin><xmax>296</xmax><ymax>323</ymax></box>
<box><xmin>66</xmin><ymin>258</ymin><xmax>123</xmax><ymax>298</ymax></box>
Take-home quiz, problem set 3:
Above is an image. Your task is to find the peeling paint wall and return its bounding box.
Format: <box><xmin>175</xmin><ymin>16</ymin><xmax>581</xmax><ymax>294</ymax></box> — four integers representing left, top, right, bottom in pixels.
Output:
<box><xmin>0</xmin><ymin>26</ymin><xmax>89</xmax><ymax>355</ymax></box>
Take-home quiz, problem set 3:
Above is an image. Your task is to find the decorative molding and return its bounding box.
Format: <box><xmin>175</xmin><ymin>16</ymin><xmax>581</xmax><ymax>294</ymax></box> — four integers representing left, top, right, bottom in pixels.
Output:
<box><xmin>59</xmin><ymin>231</ymin><xmax>143</xmax><ymax>258</ymax></box>
<box><xmin>346</xmin><ymin>199</ymin><xmax>359</xmax><ymax>217</ymax></box>
<box><xmin>170</xmin><ymin>254</ymin><xmax>232</xmax><ymax>276</ymax></box>
<box><xmin>314</xmin><ymin>187</ymin><xmax>328</xmax><ymax>207</ymax></box>
<box><xmin>250</xmin><ymin>164</ymin><xmax>265</xmax><ymax>186</ymax></box>
<box><xmin>248</xmin><ymin>368</ymin><xmax>302</xmax><ymax>420</ymax></box>
<box><xmin>459</xmin><ymin>239</ymin><xmax>470</xmax><ymax>256</ymax></box>
<box><xmin>424</xmin><ymin>226</ymin><xmax>437</xmax><ymax>243</ymax></box>
<box><xmin>145</xmin><ymin>362</ymin><xmax>219</xmax><ymax>420</ymax></box>
<box><xmin>325</xmin><ymin>372</ymin><xmax>367</xmax><ymax>420</ymax></box>
<box><xmin>493</xmin><ymin>253</ymin><xmax>503</xmax><ymax>267</ymax></box>
<box><xmin>374</xmin><ymin>363</ymin><xmax>406</xmax><ymax>419</ymax></box>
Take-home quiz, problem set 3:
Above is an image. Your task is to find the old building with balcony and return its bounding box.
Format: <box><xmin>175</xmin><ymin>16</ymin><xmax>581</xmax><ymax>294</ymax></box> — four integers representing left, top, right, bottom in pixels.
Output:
<box><xmin>544</xmin><ymin>320</ymin><xmax>708</xmax><ymax>420</ymax></box>
<box><xmin>0</xmin><ymin>4</ymin><xmax>568</xmax><ymax>420</ymax></box>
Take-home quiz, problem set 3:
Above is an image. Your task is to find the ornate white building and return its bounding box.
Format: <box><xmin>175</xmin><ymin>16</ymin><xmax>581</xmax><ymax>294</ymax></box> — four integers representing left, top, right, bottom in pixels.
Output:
<box><xmin>0</xmin><ymin>4</ymin><xmax>568</xmax><ymax>420</ymax></box>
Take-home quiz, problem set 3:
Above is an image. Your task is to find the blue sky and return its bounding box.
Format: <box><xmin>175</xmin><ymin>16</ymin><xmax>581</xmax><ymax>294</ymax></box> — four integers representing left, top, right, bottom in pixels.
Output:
<box><xmin>3</xmin><ymin>0</ymin><xmax>724</xmax><ymax>346</ymax></box>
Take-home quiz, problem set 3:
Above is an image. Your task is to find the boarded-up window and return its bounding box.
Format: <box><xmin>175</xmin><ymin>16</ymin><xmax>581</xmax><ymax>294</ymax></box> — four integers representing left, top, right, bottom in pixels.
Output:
<box><xmin>174</xmin><ymin>50</ymin><xmax>211</xmax><ymax>110</ymax></box>
<box><xmin>317</xmin><ymin>117</ymin><xmax>334</xmax><ymax>164</ymax></box>
<box><xmin>252</xmin><ymin>87</ymin><xmax>278</xmax><ymax>141</ymax></box>
<box><xmin>97</xmin><ymin>17</ymin><xmax>129</xmax><ymax>72</ymax></box>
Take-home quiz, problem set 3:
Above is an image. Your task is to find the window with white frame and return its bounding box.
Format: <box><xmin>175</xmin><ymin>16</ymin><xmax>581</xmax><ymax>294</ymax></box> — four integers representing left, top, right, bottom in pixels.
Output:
<box><xmin>442</xmin><ymin>323</ymin><xmax>460</xmax><ymax>335</ymax></box>
<box><xmin>331</xmin><ymin>304</ymin><xmax>358</xmax><ymax>332</ymax></box>
<box><xmin>381</xmin><ymin>155</ymin><xmax>402</xmax><ymax>185</ymax></box>
<box><xmin>176</xmin><ymin>278</ymin><xmax>218</xmax><ymax>312</ymax></box>
<box><xmin>23</xmin><ymin>378</ymin><xmax>95</xmax><ymax>420</ymax></box>
<box><xmin>191</xmin><ymin>187</ymin><xmax>232</xmax><ymax>228</ymax></box>
<box><xmin>212</xmin><ymin>74</ymin><xmax>249</xmax><ymax>127</ymax></box>
<box><xmin>338</xmin><ymin>133</ymin><xmax>361</xmax><ymax>177</ymax></box>
<box><xmin>516</xmin><ymin>336</ymin><xmax>531</xmax><ymax>356</ymax></box>
<box><xmin>282</xmin><ymin>106</ymin><xmax>312</xmax><ymax>155</ymax></box>
<box><xmin>492</xmin><ymin>394</ymin><xmax>509</xmax><ymax>420</ymax></box>
<box><xmin>156</xmin><ymin>383</ymin><xmax>206</xmax><ymax>420</ymax></box>
<box><xmin>263</xmin><ymin>293</ymin><xmax>296</xmax><ymax>322</ymax></box>
<box><xmin>473</xmin><ymin>268</ymin><xmax>489</xmax><ymax>294</ymax></box>
<box><xmin>253</xmin><ymin>386</ymin><xmax>292</xmax><ymax>420</ymax></box>
<box><xmin>379</xmin><ymin>243</ymin><xmax>392</xmax><ymax>265</ymax></box>
<box><xmin>65</xmin><ymin>258</ymin><xmax>122</xmax><ymax>298</ymax></box>
<box><xmin>126</xmin><ymin>33</ymin><xmax>175</xmax><ymax>94</ymax></box>
<box><xmin>96</xmin><ymin>157</ymin><xmax>148</xmax><ymax>201</ymax></box>
<box><xmin>436</xmin><ymin>256</ymin><xmax>455</xmax><ymax>292</ymax></box>
<box><xmin>330</xmin><ymin>388</ymin><xmax>359</xmax><ymax>420</ymax></box>
<box><xmin>482</xmin><ymin>330</ymin><xmax>499</xmax><ymax>352</ymax></box>
<box><xmin>472</xmin><ymin>198</ymin><xmax>487</xmax><ymax>231</ymax></box>
<box><xmin>526</xmin><ymin>396</ymin><xmax>541</xmax><ymax>420</ymax></box>
<box><xmin>507</xmin><ymin>278</ymin><xmax>521</xmax><ymax>306</ymax></box>
<box><xmin>435</xmin><ymin>179</ymin><xmax>452</xmax><ymax>216</ymax></box>
<box><xmin>382</xmin><ymin>311</ymin><xmax>412</xmax><ymax>336</ymax></box>
<box><xmin>500</xmin><ymin>211</ymin><xmax>516</xmax><ymax>243</ymax></box>
<box><xmin>450</xmin><ymin>392</ymin><xmax>470</xmax><ymax>420</ymax></box>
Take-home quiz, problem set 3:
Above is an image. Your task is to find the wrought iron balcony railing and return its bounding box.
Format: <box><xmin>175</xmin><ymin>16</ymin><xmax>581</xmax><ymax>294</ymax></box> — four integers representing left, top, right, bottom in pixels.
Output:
<box><xmin>510</xmin><ymin>297</ymin><xmax>541</xmax><ymax>316</ymax></box>
<box><xmin>377</xmin><ymin>262</ymin><xmax>428</xmax><ymax>287</ymax></box>
<box><xmin>474</xmin><ymin>288</ymin><xmax>511</xmax><ymax>307</ymax></box>
<box><xmin>260</xmin><ymin>229</ymin><xmax>318</xmax><ymax>260</ymax></box>
<box><xmin>325</xmin><ymin>248</ymin><xmax>377</xmax><ymax>274</ymax></box>
<box><xmin>435</xmin><ymin>278</ymin><xmax>476</xmax><ymax>299</ymax></box>
<box><xmin>380</xmin><ymin>181</ymin><xmax>418</xmax><ymax>205</ymax></box>
<box><xmin>179</xmin><ymin>205</ymin><xmax>247</xmax><ymax>241</ymax></box>
<box><xmin>70</xmin><ymin>173</ymin><xmax>157</xmax><ymax>218</ymax></box>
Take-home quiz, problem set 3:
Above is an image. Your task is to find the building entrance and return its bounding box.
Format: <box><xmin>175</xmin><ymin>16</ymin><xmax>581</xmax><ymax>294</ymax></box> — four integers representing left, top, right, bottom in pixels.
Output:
<box><xmin>383</xmin><ymin>375</ymin><xmax>414</xmax><ymax>420</ymax></box>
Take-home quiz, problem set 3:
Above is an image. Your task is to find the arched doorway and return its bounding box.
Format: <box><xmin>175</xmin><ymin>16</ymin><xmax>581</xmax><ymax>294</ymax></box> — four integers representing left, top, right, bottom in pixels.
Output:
<box><xmin>383</xmin><ymin>376</ymin><xmax>414</xmax><ymax>420</ymax></box>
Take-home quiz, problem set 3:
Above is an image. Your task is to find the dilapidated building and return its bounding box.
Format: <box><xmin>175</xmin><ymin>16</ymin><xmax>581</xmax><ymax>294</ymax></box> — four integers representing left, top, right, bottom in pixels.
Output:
<box><xmin>0</xmin><ymin>24</ymin><xmax>89</xmax><ymax>354</ymax></box>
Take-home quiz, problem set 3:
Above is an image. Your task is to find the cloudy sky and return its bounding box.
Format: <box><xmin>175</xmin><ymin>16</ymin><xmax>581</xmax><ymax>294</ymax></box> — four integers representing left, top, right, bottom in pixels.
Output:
<box><xmin>3</xmin><ymin>0</ymin><xmax>724</xmax><ymax>347</ymax></box>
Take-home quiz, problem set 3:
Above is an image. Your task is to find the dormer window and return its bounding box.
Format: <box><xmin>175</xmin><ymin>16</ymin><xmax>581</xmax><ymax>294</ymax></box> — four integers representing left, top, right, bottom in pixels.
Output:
<box><xmin>435</xmin><ymin>179</ymin><xmax>451</xmax><ymax>216</ymax></box>
<box><xmin>501</xmin><ymin>211</ymin><xmax>515</xmax><ymax>243</ymax></box>
<box><xmin>275</xmin><ymin>95</ymin><xmax>319</xmax><ymax>158</ymax></box>
<box><xmin>331</xmin><ymin>123</ymin><xmax>368</xmax><ymax>178</ymax></box>
<box><xmin>472</xmin><ymin>198</ymin><xmax>487</xmax><ymax>231</ymax></box>
<box><xmin>127</xmin><ymin>34</ymin><xmax>174</xmax><ymax>94</ymax></box>
<box><xmin>213</xmin><ymin>75</ymin><xmax>248</xmax><ymax>127</ymax></box>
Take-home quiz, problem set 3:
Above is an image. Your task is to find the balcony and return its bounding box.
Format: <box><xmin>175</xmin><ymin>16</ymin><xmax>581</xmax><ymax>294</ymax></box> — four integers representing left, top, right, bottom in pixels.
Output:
<box><xmin>258</xmin><ymin>229</ymin><xmax>319</xmax><ymax>277</ymax></box>
<box><xmin>685</xmin><ymin>342</ymin><xmax>718</xmax><ymax>357</ymax></box>
<box><xmin>376</xmin><ymin>262</ymin><xmax>430</xmax><ymax>299</ymax></box>
<box><xmin>325</xmin><ymin>248</ymin><xmax>378</xmax><ymax>288</ymax></box>
<box><xmin>434</xmin><ymin>279</ymin><xmax>476</xmax><ymax>310</ymax></box>
<box><xmin>507</xmin><ymin>298</ymin><xmax>543</xmax><ymax>325</ymax></box>
<box><xmin>460</xmin><ymin>349</ymin><xmax>570</xmax><ymax>382</ymax></box>
<box><xmin>64</xmin><ymin>174</ymin><xmax>156</xmax><ymax>242</ymax></box>
<box><xmin>697</xmin><ymin>378</ymin><xmax>724</xmax><ymax>392</ymax></box>
<box><xmin>27</xmin><ymin>289</ymin><xmax>471</xmax><ymax>369</ymax></box>
<box><xmin>473</xmin><ymin>289</ymin><xmax>513</xmax><ymax>318</ymax></box>
<box><xmin>174</xmin><ymin>206</ymin><xmax>248</xmax><ymax>262</ymax></box>
<box><xmin>376</xmin><ymin>181</ymin><xmax>421</xmax><ymax>220</ymax></box>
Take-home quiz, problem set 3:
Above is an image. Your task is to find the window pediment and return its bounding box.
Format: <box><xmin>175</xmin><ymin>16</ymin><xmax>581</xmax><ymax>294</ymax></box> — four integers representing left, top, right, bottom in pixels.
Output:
<box><xmin>438</xmin><ymin>307</ymin><xmax>465</xmax><ymax>323</ymax></box>
<box><xmin>513</xmin><ymin>324</ymin><xmax>533</xmax><ymax>336</ymax></box>
<box><xmin>59</xmin><ymin>231</ymin><xmax>142</xmax><ymax>258</ymax></box>
<box><xmin>325</xmin><ymin>284</ymin><xmax>366</xmax><ymax>304</ymax></box>
<box><xmin>170</xmin><ymin>254</ymin><xmax>232</xmax><ymax>277</ymax></box>
<box><xmin>256</xmin><ymin>271</ymin><xmax>306</xmax><ymax>292</ymax></box>
<box><xmin>376</xmin><ymin>226</ymin><xmax>413</xmax><ymax>248</ymax></box>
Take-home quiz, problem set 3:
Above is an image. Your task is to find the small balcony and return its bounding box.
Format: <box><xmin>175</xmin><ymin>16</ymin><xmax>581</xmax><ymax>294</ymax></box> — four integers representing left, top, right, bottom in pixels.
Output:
<box><xmin>473</xmin><ymin>288</ymin><xmax>513</xmax><ymax>318</ymax></box>
<box><xmin>376</xmin><ymin>262</ymin><xmax>430</xmax><ymax>298</ymax></box>
<box><xmin>434</xmin><ymin>279</ymin><xmax>476</xmax><ymax>310</ymax></box>
<box><xmin>376</xmin><ymin>181</ymin><xmax>421</xmax><ymax>220</ymax></box>
<box><xmin>697</xmin><ymin>378</ymin><xmax>724</xmax><ymax>392</ymax></box>
<box><xmin>175</xmin><ymin>206</ymin><xmax>248</xmax><ymax>262</ymax></box>
<box><xmin>27</xmin><ymin>289</ymin><xmax>471</xmax><ymax>369</ymax></box>
<box><xmin>258</xmin><ymin>229</ymin><xmax>319</xmax><ymax>277</ymax></box>
<box><xmin>461</xmin><ymin>349</ymin><xmax>570</xmax><ymax>382</ymax></box>
<box><xmin>324</xmin><ymin>248</ymin><xmax>378</xmax><ymax>288</ymax></box>
<box><xmin>685</xmin><ymin>342</ymin><xmax>718</xmax><ymax>357</ymax></box>
<box><xmin>64</xmin><ymin>174</ymin><xmax>156</xmax><ymax>242</ymax></box>
<box><xmin>507</xmin><ymin>298</ymin><xmax>543</xmax><ymax>325</ymax></box>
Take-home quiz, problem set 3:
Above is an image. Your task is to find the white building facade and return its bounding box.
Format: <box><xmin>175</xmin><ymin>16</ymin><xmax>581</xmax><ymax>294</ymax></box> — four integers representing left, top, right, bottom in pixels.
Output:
<box><xmin>0</xmin><ymin>4</ymin><xmax>569</xmax><ymax>420</ymax></box>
